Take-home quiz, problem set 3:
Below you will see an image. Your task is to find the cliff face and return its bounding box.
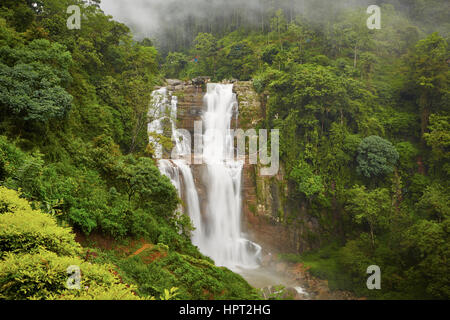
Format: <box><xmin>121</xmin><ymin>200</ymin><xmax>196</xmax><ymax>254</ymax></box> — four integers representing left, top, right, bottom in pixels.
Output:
<box><xmin>164</xmin><ymin>79</ymin><xmax>321</xmax><ymax>256</ymax></box>
<box><xmin>161</xmin><ymin>79</ymin><xmax>210</xmax><ymax>219</ymax></box>
<box><xmin>165</xmin><ymin>78</ymin><xmax>206</xmax><ymax>138</ymax></box>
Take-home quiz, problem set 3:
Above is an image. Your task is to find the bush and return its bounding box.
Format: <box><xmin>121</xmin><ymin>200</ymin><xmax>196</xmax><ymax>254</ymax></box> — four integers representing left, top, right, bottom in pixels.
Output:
<box><xmin>0</xmin><ymin>250</ymin><xmax>140</xmax><ymax>300</ymax></box>
<box><xmin>0</xmin><ymin>186</ymin><xmax>81</xmax><ymax>258</ymax></box>
<box><xmin>289</xmin><ymin>161</ymin><xmax>324</xmax><ymax>199</ymax></box>
<box><xmin>0</xmin><ymin>187</ymin><xmax>143</xmax><ymax>300</ymax></box>
<box><xmin>118</xmin><ymin>250</ymin><xmax>260</xmax><ymax>300</ymax></box>
<box><xmin>0</xmin><ymin>186</ymin><xmax>30</xmax><ymax>213</ymax></box>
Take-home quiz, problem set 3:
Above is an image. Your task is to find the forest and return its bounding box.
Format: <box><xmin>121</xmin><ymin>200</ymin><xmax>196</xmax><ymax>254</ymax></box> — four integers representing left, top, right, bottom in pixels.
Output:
<box><xmin>0</xmin><ymin>0</ymin><xmax>449</xmax><ymax>300</ymax></box>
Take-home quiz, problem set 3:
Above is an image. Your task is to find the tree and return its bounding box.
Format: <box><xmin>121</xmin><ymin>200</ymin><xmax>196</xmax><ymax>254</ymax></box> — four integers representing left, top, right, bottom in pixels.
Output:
<box><xmin>290</xmin><ymin>160</ymin><xmax>324</xmax><ymax>200</ymax></box>
<box><xmin>346</xmin><ymin>186</ymin><xmax>392</xmax><ymax>248</ymax></box>
<box><xmin>423</xmin><ymin>114</ymin><xmax>450</xmax><ymax>175</ymax></box>
<box><xmin>417</xmin><ymin>183</ymin><xmax>450</xmax><ymax>223</ymax></box>
<box><xmin>327</xmin><ymin>8</ymin><xmax>372</xmax><ymax>67</ymax></box>
<box><xmin>116</xmin><ymin>156</ymin><xmax>178</xmax><ymax>216</ymax></box>
<box><xmin>0</xmin><ymin>0</ymin><xmax>35</xmax><ymax>32</ymax></box>
<box><xmin>357</xmin><ymin>136</ymin><xmax>399</xmax><ymax>179</ymax></box>
<box><xmin>407</xmin><ymin>33</ymin><xmax>448</xmax><ymax>138</ymax></box>
<box><xmin>270</xmin><ymin>9</ymin><xmax>287</xmax><ymax>50</ymax></box>
<box><xmin>403</xmin><ymin>219</ymin><xmax>450</xmax><ymax>299</ymax></box>
<box><xmin>0</xmin><ymin>39</ymin><xmax>73</xmax><ymax>123</ymax></box>
<box><xmin>193</xmin><ymin>33</ymin><xmax>217</xmax><ymax>77</ymax></box>
<box><xmin>220</xmin><ymin>41</ymin><xmax>256</xmax><ymax>80</ymax></box>
<box><xmin>163</xmin><ymin>52</ymin><xmax>188</xmax><ymax>78</ymax></box>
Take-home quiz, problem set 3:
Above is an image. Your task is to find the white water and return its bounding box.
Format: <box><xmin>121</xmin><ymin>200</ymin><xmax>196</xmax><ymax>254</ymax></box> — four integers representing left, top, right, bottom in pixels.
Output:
<box><xmin>149</xmin><ymin>84</ymin><xmax>261</xmax><ymax>270</ymax></box>
<box><xmin>201</xmin><ymin>84</ymin><xmax>261</xmax><ymax>269</ymax></box>
<box><xmin>158</xmin><ymin>159</ymin><xmax>203</xmax><ymax>245</ymax></box>
<box><xmin>148</xmin><ymin>88</ymin><xmax>166</xmax><ymax>159</ymax></box>
<box><xmin>148</xmin><ymin>88</ymin><xmax>190</xmax><ymax>160</ymax></box>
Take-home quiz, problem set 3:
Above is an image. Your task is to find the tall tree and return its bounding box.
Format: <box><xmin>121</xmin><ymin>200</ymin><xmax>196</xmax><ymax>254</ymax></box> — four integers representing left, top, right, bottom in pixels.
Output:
<box><xmin>407</xmin><ymin>33</ymin><xmax>448</xmax><ymax>138</ymax></box>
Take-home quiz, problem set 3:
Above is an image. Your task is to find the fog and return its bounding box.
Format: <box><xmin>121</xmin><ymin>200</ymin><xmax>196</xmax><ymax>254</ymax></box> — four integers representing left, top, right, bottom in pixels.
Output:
<box><xmin>97</xmin><ymin>0</ymin><xmax>448</xmax><ymax>52</ymax></box>
<box><xmin>99</xmin><ymin>0</ymin><xmax>372</xmax><ymax>35</ymax></box>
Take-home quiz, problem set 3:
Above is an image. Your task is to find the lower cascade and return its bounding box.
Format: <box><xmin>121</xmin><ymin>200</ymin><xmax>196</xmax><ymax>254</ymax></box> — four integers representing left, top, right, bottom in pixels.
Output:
<box><xmin>150</xmin><ymin>83</ymin><xmax>261</xmax><ymax>270</ymax></box>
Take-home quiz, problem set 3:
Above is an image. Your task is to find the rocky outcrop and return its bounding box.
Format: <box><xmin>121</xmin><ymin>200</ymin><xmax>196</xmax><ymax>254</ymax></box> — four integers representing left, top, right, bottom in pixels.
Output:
<box><xmin>162</xmin><ymin>80</ymin><xmax>205</xmax><ymax>153</ymax></box>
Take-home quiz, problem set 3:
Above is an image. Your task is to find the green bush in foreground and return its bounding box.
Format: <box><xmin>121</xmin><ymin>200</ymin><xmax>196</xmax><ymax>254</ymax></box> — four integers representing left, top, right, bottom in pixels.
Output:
<box><xmin>0</xmin><ymin>250</ymin><xmax>141</xmax><ymax>300</ymax></box>
<box><xmin>0</xmin><ymin>187</ymin><xmax>81</xmax><ymax>258</ymax></box>
<box><xmin>0</xmin><ymin>186</ymin><xmax>143</xmax><ymax>300</ymax></box>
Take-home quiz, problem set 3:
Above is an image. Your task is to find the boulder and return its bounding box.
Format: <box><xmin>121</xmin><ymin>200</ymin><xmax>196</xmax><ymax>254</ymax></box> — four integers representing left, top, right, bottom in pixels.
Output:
<box><xmin>166</xmin><ymin>79</ymin><xmax>183</xmax><ymax>86</ymax></box>
<box><xmin>282</xmin><ymin>287</ymin><xmax>300</xmax><ymax>300</ymax></box>
<box><xmin>192</xmin><ymin>76</ymin><xmax>210</xmax><ymax>86</ymax></box>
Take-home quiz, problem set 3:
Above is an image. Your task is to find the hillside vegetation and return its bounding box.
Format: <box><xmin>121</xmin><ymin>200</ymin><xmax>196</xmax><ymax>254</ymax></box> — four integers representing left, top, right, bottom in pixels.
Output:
<box><xmin>161</xmin><ymin>1</ymin><xmax>449</xmax><ymax>299</ymax></box>
<box><xmin>0</xmin><ymin>0</ymin><xmax>448</xmax><ymax>300</ymax></box>
<box><xmin>0</xmin><ymin>0</ymin><xmax>259</xmax><ymax>300</ymax></box>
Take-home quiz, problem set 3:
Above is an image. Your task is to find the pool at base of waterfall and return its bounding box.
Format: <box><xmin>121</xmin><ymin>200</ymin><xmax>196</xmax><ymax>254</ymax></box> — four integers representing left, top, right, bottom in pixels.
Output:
<box><xmin>236</xmin><ymin>266</ymin><xmax>310</xmax><ymax>300</ymax></box>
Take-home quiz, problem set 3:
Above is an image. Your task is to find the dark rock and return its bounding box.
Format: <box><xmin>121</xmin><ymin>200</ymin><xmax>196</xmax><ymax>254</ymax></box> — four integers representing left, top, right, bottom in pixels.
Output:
<box><xmin>192</xmin><ymin>76</ymin><xmax>210</xmax><ymax>86</ymax></box>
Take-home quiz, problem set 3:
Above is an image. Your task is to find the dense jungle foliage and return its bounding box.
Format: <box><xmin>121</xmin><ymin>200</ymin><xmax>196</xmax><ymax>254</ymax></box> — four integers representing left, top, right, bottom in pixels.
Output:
<box><xmin>0</xmin><ymin>0</ymin><xmax>259</xmax><ymax>300</ymax></box>
<box><xmin>0</xmin><ymin>0</ymin><xmax>448</xmax><ymax>300</ymax></box>
<box><xmin>160</xmin><ymin>1</ymin><xmax>449</xmax><ymax>300</ymax></box>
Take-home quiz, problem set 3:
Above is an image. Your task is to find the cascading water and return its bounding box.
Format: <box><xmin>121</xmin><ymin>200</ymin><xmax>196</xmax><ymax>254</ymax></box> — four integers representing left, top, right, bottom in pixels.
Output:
<box><xmin>148</xmin><ymin>88</ymin><xmax>166</xmax><ymax>159</ymax></box>
<box><xmin>200</xmin><ymin>83</ymin><xmax>261</xmax><ymax>269</ymax></box>
<box><xmin>159</xmin><ymin>159</ymin><xmax>203</xmax><ymax>246</ymax></box>
<box><xmin>149</xmin><ymin>83</ymin><xmax>261</xmax><ymax>270</ymax></box>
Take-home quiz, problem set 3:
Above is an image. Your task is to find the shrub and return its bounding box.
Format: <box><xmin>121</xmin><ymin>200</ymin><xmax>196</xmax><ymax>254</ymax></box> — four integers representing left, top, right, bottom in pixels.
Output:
<box><xmin>0</xmin><ymin>187</ymin><xmax>143</xmax><ymax>300</ymax></box>
<box><xmin>357</xmin><ymin>136</ymin><xmax>399</xmax><ymax>179</ymax></box>
<box><xmin>0</xmin><ymin>250</ymin><xmax>140</xmax><ymax>300</ymax></box>
<box><xmin>0</xmin><ymin>186</ymin><xmax>81</xmax><ymax>258</ymax></box>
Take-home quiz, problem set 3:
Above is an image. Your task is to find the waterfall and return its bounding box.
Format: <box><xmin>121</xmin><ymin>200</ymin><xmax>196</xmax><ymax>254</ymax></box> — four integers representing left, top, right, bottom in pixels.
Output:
<box><xmin>149</xmin><ymin>83</ymin><xmax>261</xmax><ymax>270</ymax></box>
<box><xmin>148</xmin><ymin>88</ymin><xmax>167</xmax><ymax>159</ymax></box>
<box><xmin>158</xmin><ymin>159</ymin><xmax>202</xmax><ymax>246</ymax></box>
<box><xmin>201</xmin><ymin>83</ymin><xmax>261</xmax><ymax>269</ymax></box>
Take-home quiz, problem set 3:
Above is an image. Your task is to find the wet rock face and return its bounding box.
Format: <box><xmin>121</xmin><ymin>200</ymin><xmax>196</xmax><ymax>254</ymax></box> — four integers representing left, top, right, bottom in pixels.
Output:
<box><xmin>162</xmin><ymin>79</ymin><xmax>321</xmax><ymax>256</ymax></box>
<box><xmin>163</xmin><ymin>80</ymin><xmax>205</xmax><ymax>148</ymax></box>
<box><xmin>232</xmin><ymin>81</ymin><xmax>264</xmax><ymax>130</ymax></box>
<box><xmin>190</xmin><ymin>164</ymin><xmax>209</xmax><ymax>221</ymax></box>
<box><xmin>166</xmin><ymin>79</ymin><xmax>184</xmax><ymax>86</ymax></box>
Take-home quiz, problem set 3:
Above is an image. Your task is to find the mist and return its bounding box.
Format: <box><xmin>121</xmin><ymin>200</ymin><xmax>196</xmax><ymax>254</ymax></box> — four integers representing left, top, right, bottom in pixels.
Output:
<box><xmin>98</xmin><ymin>1</ymin><xmax>369</xmax><ymax>45</ymax></box>
<box><xmin>98</xmin><ymin>0</ymin><xmax>448</xmax><ymax>53</ymax></box>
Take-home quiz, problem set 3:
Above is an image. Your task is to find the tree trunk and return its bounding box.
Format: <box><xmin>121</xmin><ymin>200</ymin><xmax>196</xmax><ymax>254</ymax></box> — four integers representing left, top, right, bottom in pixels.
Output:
<box><xmin>421</xmin><ymin>100</ymin><xmax>431</xmax><ymax>140</ymax></box>
<box><xmin>369</xmin><ymin>222</ymin><xmax>375</xmax><ymax>249</ymax></box>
